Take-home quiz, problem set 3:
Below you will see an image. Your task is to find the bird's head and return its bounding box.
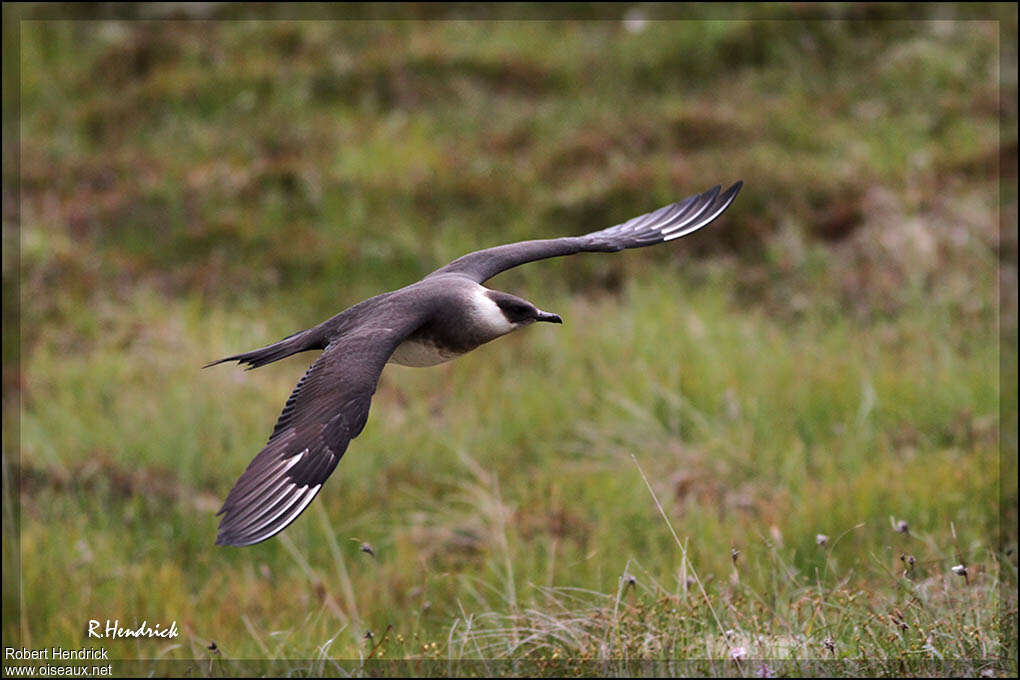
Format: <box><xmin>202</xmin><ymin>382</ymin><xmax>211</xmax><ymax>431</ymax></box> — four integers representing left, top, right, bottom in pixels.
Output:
<box><xmin>486</xmin><ymin>291</ymin><xmax>562</xmax><ymax>328</ymax></box>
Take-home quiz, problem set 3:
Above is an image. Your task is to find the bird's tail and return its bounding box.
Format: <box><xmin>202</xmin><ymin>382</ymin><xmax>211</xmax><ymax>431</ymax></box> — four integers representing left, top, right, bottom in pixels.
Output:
<box><xmin>203</xmin><ymin>327</ymin><xmax>327</xmax><ymax>370</ymax></box>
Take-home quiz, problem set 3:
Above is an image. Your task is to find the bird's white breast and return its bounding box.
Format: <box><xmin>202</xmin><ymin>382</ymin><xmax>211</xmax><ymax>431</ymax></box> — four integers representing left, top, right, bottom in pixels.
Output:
<box><xmin>389</xmin><ymin>339</ymin><xmax>462</xmax><ymax>367</ymax></box>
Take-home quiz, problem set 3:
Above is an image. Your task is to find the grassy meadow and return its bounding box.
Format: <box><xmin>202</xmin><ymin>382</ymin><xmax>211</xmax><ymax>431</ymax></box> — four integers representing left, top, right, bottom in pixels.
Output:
<box><xmin>5</xmin><ymin>8</ymin><xmax>1017</xmax><ymax>676</ymax></box>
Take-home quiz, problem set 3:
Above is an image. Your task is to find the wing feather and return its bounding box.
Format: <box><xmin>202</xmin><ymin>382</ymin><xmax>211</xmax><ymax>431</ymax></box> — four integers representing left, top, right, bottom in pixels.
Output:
<box><xmin>429</xmin><ymin>181</ymin><xmax>742</xmax><ymax>283</ymax></box>
<box><xmin>216</xmin><ymin>323</ymin><xmax>421</xmax><ymax>547</ymax></box>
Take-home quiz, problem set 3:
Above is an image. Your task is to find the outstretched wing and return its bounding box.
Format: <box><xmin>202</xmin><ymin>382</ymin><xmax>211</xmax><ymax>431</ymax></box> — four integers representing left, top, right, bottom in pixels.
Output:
<box><xmin>216</xmin><ymin>324</ymin><xmax>415</xmax><ymax>547</ymax></box>
<box><xmin>429</xmin><ymin>182</ymin><xmax>742</xmax><ymax>284</ymax></box>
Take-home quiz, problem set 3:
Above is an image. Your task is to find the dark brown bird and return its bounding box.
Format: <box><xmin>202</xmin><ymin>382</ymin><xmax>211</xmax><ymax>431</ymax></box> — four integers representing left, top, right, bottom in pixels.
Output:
<box><xmin>207</xmin><ymin>182</ymin><xmax>743</xmax><ymax>546</ymax></box>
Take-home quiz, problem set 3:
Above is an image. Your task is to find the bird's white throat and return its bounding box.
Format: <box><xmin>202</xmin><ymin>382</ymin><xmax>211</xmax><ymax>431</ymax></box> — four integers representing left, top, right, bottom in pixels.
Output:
<box><xmin>471</xmin><ymin>287</ymin><xmax>516</xmax><ymax>336</ymax></box>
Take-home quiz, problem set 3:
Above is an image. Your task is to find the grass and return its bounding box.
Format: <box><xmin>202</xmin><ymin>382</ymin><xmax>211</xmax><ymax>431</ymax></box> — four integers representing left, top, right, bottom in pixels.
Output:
<box><xmin>6</xmin><ymin>7</ymin><xmax>1017</xmax><ymax>677</ymax></box>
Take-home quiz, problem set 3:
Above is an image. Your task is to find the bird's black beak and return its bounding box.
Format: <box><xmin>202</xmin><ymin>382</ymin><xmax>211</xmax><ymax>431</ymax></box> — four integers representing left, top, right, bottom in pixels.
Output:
<box><xmin>535</xmin><ymin>310</ymin><xmax>563</xmax><ymax>324</ymax></box>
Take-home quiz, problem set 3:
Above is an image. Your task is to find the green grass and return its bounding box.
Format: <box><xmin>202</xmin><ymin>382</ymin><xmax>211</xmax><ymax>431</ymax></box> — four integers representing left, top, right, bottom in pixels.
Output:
<box><xmin>7</xmin><ymin>8</ymin><xmax>1017</xmax><ymax>677</ymax></box>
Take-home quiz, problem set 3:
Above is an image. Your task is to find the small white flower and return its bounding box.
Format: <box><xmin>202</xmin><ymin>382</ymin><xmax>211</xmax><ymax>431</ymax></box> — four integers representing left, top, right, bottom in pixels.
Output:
<box><xmin>816</xmin><ymin>534</ymin><xmax>829</xmax><ymax>546</ymax></box>
<box><xmin>951</xmin><ymin>564</ymin><xmax>968</xmax><ymax>576</ymax></box>
<box><xmin>731</xmin><ymin>646</ymin><xmax>747</xmax><ymax>661</ymax></box>
<box><xmin>623</xmin><ymin>9</ymin><xmax>648</xmax><ymax>34</ymax></box>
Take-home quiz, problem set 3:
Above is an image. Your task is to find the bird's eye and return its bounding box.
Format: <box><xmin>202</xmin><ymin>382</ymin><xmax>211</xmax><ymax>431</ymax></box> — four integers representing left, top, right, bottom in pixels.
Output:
<box><xmin>497</xmin><ymin>299</ymin><xmax>533</xmax><ymax>320</ymax></box>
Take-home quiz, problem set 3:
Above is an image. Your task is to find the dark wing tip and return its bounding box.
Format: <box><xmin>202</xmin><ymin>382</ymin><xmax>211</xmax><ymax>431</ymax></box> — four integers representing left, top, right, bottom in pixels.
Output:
<box><xmin>720</xmin><ymin>180</ymin><xmax>743</xmax><ymax>204</ymax></box>
<box><xmin>215</xmin><ymin>478</ymin><xmax>324</xmax><ymax>547</ymax></box>
<box><xmin>659</xmin><ymin>180</ymin><xmax>743</xmax><ymax>242</ymax></box>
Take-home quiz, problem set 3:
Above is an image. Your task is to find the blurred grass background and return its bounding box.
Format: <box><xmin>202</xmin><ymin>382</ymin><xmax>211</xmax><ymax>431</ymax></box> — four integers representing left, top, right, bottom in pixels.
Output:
<box><xmin>4</xmin><ymin>3</ymin><xmax>1017</xmax><ymax>673</ymax></box>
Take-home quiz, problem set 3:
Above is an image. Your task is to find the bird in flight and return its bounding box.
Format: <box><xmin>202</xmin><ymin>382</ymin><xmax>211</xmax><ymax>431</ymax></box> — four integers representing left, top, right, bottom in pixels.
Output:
<box><xmin>207</xmin><ymin>181</ymin><xmax>743</xmax><ymax>546</ymax></box>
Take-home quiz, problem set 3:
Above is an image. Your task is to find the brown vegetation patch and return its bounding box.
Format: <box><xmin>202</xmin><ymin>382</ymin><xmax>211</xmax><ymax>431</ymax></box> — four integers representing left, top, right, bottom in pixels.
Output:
<box><xmin>311</xmin><ymin>54</ymin><xmax>562</xmax><ymax>110</ymax></box>
<box><xmin>16</xmin><ymin>454</ymin><xmax>220</xmax><ymax>515</ymax></box>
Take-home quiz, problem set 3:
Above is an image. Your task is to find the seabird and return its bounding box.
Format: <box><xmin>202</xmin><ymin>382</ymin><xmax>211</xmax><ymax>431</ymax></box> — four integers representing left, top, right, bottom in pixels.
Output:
<box><xmin>208</xmin><ymin>181</ymin><xmax>743</xmax><ymax>546</ymax></box>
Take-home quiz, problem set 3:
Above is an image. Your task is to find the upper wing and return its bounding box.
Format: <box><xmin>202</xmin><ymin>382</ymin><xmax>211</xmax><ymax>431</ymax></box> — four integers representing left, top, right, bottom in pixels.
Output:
<box><xmin>216</xmin><ymin>322</ymin><xmax>417</xmax><ymax>547</ymax></box>
<box><xmin>428</xmin><ymin>181</ymin><xmax>742</xmax><ymax>284</ymax></box>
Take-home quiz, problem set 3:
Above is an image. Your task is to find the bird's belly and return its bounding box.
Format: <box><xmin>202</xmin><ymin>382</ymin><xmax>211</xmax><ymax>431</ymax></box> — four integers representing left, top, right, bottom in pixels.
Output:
<box><xmin>389</xmin><ymin>339</ymin><xmax>463</xmax><ymax>367</ymax></box>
